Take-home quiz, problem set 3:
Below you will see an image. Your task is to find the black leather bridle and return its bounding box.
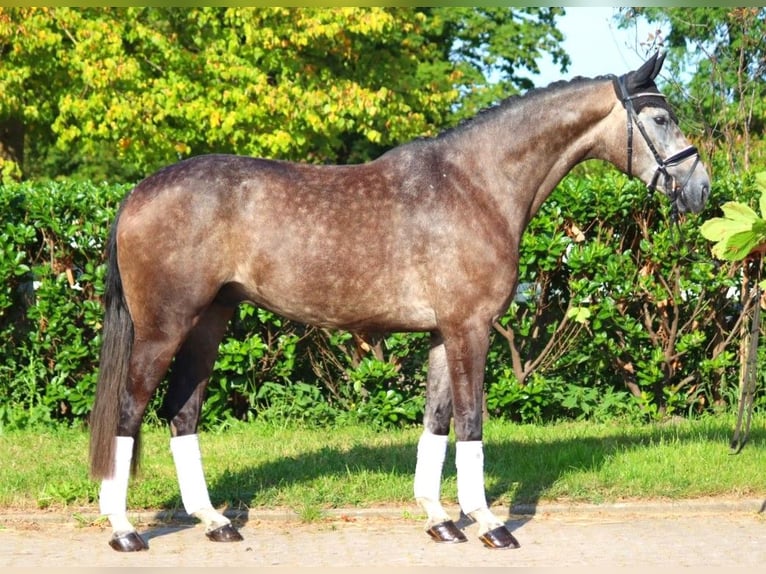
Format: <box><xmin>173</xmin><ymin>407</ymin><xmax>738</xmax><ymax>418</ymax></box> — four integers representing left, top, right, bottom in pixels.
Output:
<box><xmin>614</xmin><ymin>75</ymin><xmax>700</xmax><ymax>215</ymax></box>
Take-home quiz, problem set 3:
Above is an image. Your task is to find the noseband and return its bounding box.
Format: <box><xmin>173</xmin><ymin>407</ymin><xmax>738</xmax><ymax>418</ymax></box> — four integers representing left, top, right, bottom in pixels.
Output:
<box><xmin>614</xmin><ymin>76</ymin><xmax>700</xmax><ymax>215</ymax></box>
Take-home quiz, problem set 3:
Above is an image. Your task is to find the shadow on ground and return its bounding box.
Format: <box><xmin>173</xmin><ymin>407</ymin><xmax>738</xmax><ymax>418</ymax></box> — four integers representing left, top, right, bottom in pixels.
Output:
<box><xmin>146</xmin><ymin>419</ymin><xmax>764</xmax><ymax>540</ymax></box>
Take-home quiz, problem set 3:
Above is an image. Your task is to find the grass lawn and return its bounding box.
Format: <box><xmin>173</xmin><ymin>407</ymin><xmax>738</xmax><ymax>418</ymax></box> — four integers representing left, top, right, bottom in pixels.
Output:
<box><xmin>0</xmin><ymin>414</ymin><xmax>763</xmax><ymax>517</ymax></box>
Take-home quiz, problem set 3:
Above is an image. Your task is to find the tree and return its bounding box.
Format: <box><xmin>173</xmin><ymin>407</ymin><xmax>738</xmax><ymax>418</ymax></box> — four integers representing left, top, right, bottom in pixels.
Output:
<box><xmin>0</xmin><ymin>7</ymin><xmax>567</xmax><ymax>182</ymax></box>
<box><xmin>616</xmin><ymin>7</ymin><xmax>766</xmax><ymax>171</ymax></box>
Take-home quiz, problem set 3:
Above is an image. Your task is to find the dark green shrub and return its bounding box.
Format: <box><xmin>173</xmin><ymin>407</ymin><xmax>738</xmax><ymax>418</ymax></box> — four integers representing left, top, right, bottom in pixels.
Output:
<box><xmin>0</xmin><ymin>181</ymin><xmax>127</xmax><ymax>429</ymax></box>
<box><xmin>487</xmin><ymin>168</ymin><xmax>754</xmax><ymax>422</ymax></box>
<box><xmin>0</xmin><ymin>170</ymin><xmax>760</xmax><ymax>430</ymax></box>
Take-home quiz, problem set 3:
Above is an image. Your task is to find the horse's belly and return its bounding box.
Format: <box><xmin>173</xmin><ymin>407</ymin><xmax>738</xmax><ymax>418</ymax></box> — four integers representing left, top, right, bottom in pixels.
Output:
<box><xmin>235</xmin><ymin>261</ymin><xmax>438</xmax><ymax>332</ymax></box>
<box><xmin>248</xmin><ymin>293</ymin><xmax>438</xmax><ymax>332</ymax></box>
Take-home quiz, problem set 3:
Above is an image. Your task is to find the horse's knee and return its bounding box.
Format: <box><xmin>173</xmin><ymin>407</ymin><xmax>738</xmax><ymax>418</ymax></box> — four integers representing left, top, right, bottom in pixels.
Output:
<box><xmin>423</xmin><ymin>378</ymin><xmax>453</xmax><ymax>435</ymax></box>
<box><xmin>423</xmin><ymin>408</ymin><xmax>452</xmax><ymax>436</ymax></box>
<box><xmin>453</xmin><ymin>414</ymin><xmax>483</xmax><ymax>442</ymax></box>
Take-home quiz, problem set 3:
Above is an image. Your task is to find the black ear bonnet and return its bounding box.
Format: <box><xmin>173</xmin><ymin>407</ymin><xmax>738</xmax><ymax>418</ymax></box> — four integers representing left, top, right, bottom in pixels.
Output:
<box><xmin>612</xmin><ymin>52</ymin><xmax>678</xmax><ymax>123</ymax></box>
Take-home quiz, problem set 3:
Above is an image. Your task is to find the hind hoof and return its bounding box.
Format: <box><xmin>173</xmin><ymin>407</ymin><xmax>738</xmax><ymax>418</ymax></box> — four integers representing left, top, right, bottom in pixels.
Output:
<box><xmin>426</xmin><ymin>520</ymin><xmax>467</xmax><ymax>543</ymax></box>
<box><xmin>478</xmin><ymin>525</ymin><xmax>520</xmax><ymax>549</ymax></box>
<box><xmin>108</xmin><ymin>531</ymin><xmax>148</xmax><ymax>552</ymax></box>
<box><xmin>206</xmin><ymin>523</ymin><xmax>244</xmax><ymax>542</ymax></box>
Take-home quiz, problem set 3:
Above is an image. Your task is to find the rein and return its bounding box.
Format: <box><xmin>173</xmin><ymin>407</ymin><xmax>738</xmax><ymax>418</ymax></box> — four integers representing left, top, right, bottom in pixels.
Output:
<box><xmin>614</xmin><ymin>76</ymin><xmax>700</xmax><ymax>222</ymax></box>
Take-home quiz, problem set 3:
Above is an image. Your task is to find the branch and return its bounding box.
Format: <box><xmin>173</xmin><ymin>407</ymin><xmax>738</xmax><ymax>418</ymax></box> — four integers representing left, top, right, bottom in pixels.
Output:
<box><xmin>641</xmin><ymin>301</ymin><xmax>659</xmax><ymax>346</ymax></box>
<box><xmin>492</xmin><ymin>320</ymin><xmax>525</xmax><ymax>383</ymax></box>
<box><xmin>498</xmin><ymin>295</ymin><xmax>583</xmax><ymax>384</ymax></box>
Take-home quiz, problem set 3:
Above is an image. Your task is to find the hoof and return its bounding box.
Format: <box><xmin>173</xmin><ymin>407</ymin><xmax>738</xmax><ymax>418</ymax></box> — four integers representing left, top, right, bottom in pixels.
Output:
<box><xmin>426</xmin><ymin>520</ymin><xmax>467</xmax><ymax>544</ymax></box>
<box><xmin>206</xmin><ymin>523</ymin><xmax>244</xmax><ymax>542</ymax></box>
<box><xmin>108</xmin><ymin>531</ymin><xmax>148</xmax><ymax>552</ymax></box>
<box><xmin>478</xmin><ymin>525</ymin><xmax>520</xmax><ymax>549</ymax></box>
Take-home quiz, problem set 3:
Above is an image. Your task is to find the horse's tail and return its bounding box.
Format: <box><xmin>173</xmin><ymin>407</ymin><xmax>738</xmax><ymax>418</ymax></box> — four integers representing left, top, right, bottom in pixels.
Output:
<box><xmin>89</xmin><ymin>207</ymin><xmax>138</xmax><ymax>480</ymax></box>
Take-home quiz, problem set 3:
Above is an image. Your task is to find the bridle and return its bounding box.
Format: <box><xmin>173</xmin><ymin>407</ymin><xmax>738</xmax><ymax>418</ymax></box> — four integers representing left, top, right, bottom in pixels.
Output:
<box><xmin>613</xmin><ymin>75</ymin><xmax>700</xmax><ymax>218</ymax></box>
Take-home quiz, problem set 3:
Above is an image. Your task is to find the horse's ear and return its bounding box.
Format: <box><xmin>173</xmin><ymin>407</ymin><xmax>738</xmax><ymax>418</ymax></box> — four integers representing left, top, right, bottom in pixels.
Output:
<box><xmin>649</xmin><ymin>51</ymin><xmax>666</xmax><ymax>80</ymax></box>
<box><xmin>628</xmin><ymin>51</ymin><xmax>665</xmax><ymax>89</ymax></box>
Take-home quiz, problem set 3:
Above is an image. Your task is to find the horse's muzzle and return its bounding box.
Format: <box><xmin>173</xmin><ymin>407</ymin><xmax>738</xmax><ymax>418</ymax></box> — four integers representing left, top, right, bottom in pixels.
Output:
<box><xmin>676</xmin><ymin>172</ymin><xmax>710</xmax><ymax>214</ymax></box>
<box><xmin>665</xmin><ymin>156</ymin><xmax>710</xmax><ymax>214</ymax></box>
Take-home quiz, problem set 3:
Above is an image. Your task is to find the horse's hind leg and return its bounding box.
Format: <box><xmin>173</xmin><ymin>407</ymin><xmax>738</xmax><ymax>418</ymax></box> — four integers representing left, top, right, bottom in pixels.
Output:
<box><xmin>163</xmin><ymin>302</ymin><xmax>243</xmax><ymax>542</ymax></box>
<box><xmin>100</xmin><ymin>333</ymin><xmax>183</xmax><ymax>551</ymax></box>
<box><xmin>414</xmin><ymin>333</ymin><xmax>467</xmax><ymax>543</ymax></box>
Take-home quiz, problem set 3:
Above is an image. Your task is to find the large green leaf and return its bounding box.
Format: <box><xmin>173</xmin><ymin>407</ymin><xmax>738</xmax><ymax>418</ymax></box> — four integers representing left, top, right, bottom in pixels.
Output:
<box><xmin>758</xmin><ymin>173</ymin><xmax>766</xmax><ymax>218</ymax></box>
<box><xmin>720</xmin><ymin>201</ymin><xmax>759</xmax><ymax>224</ymax></box>
<box><xmin>701</xmin><ymin>178</ymin><xmax>766</xmax><ymax>261</ymax></box>
<box><xmin>714</xmin><ymin>229</ymin><xmax>761</xmax><ymax>261</ymax></box>
<box><xmin>699</xmin><ymin>217</ymin><xmax>751</xmax><ymax>242</ymax></box>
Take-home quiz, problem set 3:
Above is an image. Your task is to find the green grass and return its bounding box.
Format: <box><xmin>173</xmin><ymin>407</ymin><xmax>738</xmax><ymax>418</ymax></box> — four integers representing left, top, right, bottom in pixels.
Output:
<box><xmin>0</xmin><ymin>415</ymin><xmax>764</xmax><ymax>516</ymax></box>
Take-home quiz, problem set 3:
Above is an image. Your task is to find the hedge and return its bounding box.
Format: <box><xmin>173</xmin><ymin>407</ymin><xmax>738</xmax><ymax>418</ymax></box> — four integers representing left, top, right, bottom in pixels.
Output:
<box><xmin>0</xmin><ymin>169</ymin><xmax>762</xmax><ymax>431</ymax></box>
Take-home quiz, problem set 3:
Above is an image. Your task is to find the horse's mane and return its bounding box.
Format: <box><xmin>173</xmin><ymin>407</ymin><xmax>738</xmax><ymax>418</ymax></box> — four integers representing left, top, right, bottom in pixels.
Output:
<box><xmin>434</xmin><ymin>74</ymin><xmax>616</xmax><ymax>141</ymax></box>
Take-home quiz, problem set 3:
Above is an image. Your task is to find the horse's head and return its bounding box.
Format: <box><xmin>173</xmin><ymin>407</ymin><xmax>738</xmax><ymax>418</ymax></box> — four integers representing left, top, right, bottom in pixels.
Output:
<box><xmin>612</xmin><ymin>52</ymin><xmax>710</xmax><ymax>214</ymax></box>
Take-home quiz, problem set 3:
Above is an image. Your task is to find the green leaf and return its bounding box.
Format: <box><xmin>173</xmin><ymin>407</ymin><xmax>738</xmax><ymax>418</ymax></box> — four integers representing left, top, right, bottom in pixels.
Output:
<box><xmin>720</xmin><ymin>201</ymin><xmax>759</xmax><ymax>224</ymax></box>
<box><xmin>718</xmin><ymin>230</ymin><xmax>760</xmax><ymax>261</ymax></box>
<box><xmin>566</xmin><ymin>306</ymin><xmax>591</xmax><ymax>324</ymax></box>
<box><xmin>751</xmin><ymin>218</ymin><xmax>766</xmax><ymax>238</ymax></box>
<box><xmin>701</xmin><ymin>191</ymin><xmax>766</xmax><ymax>261</ymax></box>
<box><xmin>756</xmin><ymin>171</ymin><xmax>766</xmax><ymax>193</ymax></box>
<box><xmin>699</xmin><ymin>217</ymin><xmax>751</xmax><ymax>241</ymax></box>
<box><xmin>758</xmin><ymin>173</ymin><xmax>766</xmax><ymax>218</ymax></box>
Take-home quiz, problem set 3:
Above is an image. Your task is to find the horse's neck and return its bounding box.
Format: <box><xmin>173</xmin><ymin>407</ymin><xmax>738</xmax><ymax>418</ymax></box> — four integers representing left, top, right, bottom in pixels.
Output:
<box><xmin>456</xmin><ymin>79</ymin><xmax>617</xmax><ymax>221</ymax></box>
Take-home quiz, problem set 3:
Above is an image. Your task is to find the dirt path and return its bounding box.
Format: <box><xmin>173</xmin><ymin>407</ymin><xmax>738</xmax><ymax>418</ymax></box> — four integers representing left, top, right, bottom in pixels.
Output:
<box><xmin>2</xmin><ymin>499</ymin><xmax>765</xmax><ymax>567</ymax></box>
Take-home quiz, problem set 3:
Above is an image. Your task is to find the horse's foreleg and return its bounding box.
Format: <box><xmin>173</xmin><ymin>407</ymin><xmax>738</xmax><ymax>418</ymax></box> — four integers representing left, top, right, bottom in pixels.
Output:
<box><xmin>164</xmin><ymin>302</ymin><xmax>242</xmax><ymax>542</ymax></box>
<box><xmin>415</xmin><ymin>334</ymin><xmax>467</xmax><ymax>543</ymax></box>
<box><xmin>455</xmin><ymin>440</ymin><xmax>518</xmax><ymax>549</ymax></box>
<box><xmin>444</xmin><ymin>322</ymin><xmax>520</xmax><ymax>550</ymax></box>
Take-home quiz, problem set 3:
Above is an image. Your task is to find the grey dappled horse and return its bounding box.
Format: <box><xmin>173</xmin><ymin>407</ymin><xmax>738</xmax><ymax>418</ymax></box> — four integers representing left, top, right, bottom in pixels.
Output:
<box><xmin>89</xmin><ymin>52</ymin><xmax>710</xmax><ymax>552</ymax></box>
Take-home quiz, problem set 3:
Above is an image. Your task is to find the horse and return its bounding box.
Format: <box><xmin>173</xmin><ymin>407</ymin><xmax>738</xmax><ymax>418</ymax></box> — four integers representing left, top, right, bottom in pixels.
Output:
<box><xmin>89</xmin><ymin>52</ymin><xmax>710</xmax><ymax>552</ymax></box>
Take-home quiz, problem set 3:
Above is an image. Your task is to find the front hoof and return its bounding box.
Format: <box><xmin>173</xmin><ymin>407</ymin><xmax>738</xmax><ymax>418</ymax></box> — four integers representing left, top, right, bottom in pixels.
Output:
<box><xmin>206</xmin><ymin>523</ymin><xmax>244</xmax><ymax>542</ymax></box>
<box><xmin>478</xmin><ymin>525</ymin><xmax>520</xmax><ymax>549</ymax></box>
<box><xmin>108</xmin><ymin>531</ymin><xmax>148</xmax><ymax>552</ymax></box>
<box><xmin>426</xmin><ymin>520</ymin><xmax>467</xmax><ymax>544</ymax></box>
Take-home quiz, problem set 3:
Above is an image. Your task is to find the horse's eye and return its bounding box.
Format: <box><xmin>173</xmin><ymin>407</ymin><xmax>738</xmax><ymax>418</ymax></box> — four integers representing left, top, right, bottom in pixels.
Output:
<box><xmin>654</xmin><ymin>116</ymin><xmax>668</xmax><ymax>126</ymax></box>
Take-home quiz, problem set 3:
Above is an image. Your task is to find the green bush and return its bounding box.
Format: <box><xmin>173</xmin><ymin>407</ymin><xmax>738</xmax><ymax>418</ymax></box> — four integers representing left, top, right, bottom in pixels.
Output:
<box><xmin>0</xmin><ymin>181</ymin><xmax>128</xmax><ymax>428</ymax></box>
<box><xmin>0</xmin><ymin>171</ymin><xmax>761</xmax><ymax>431</ymax></box>
<box><xmin>491</xmin><ymin>169</ymin><xmax>755</xmax><ymax>422</ymax></box>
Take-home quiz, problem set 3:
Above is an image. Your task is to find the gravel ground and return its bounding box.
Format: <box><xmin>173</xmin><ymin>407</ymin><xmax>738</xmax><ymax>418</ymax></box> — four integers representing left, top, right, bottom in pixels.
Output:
<box><xmin>1</xmin><ymin>498</ymin><xmax>765</xmax><ymax>568</ymax></box>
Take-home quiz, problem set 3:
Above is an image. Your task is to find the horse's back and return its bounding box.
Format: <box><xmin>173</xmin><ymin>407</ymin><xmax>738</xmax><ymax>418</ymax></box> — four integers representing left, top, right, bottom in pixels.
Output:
<box><xmin>114</xmin><ymin>153</ymin><xmax>452</xmax><ymax>332</ymax></box>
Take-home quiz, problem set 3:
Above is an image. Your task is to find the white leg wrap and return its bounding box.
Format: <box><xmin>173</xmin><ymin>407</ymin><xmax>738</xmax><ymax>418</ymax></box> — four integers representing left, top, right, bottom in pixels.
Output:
<box><xmin>99</xmin><ymin>436</ymin><xmax>135</xmax><ymax>535</ymax></box>
<box><xmin>193</xmin><ymin>506</ymin><xmax>230</xmax><ymax>531</ymax></box>
<box><xmin>470</xmin><ymin>506</ymin><xmax>504</xmax><ymax>533</ymax></box>
<box><xmin>414</xmin><ymin>430</ymin><xmax>448</xmax><ymax>501</ymax></box>
<box><xmin>170</xmin><ymin>434</ymin><xmax>214</xmax><ymax>516</ymax></box>
<box><xmin>414</xmin><ymin>431</ymin><xmax>451</xmax><ymax>525</ymax></box>
<box><xmin>107</xmin><ymin>513</ymin><xmax>135</xmax><ymax>535</ymax></box>
<box><xmin>455</xmin><ymin>440</ymin><xmax>489</xmax><ymax>516</ymax></box>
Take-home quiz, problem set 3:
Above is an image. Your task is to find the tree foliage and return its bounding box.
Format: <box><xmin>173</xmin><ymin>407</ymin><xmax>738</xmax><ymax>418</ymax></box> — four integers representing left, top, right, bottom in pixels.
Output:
<box><xmin>0</xmin><ymin>6</ymin><xmax>567</xmax><ymax>182</ymax></box>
